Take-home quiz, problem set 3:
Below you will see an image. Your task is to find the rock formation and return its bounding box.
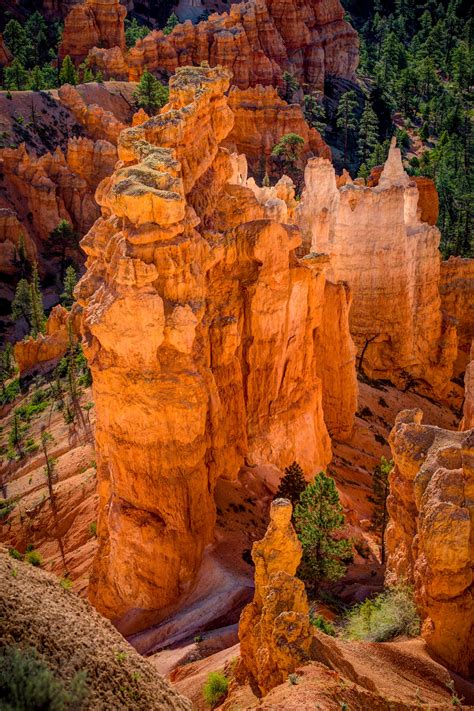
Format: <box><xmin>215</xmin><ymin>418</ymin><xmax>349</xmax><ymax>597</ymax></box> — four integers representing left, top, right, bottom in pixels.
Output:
<box><xmin>83</xmin><ymin>0</ymin><xmax>358</xmax><ymax>89</ymax></box>
<box><xmin>0</xmin><ymin>208</ymin><xmax>37</xmax><ymax>276</ymax></box>
<box><xmin>295</xmin><ymin>139</ymin><xmax>458</xmax><ymax>395</ymax></box>
<box><xmin>0</xmin><ymin>143</ymin><xmax>100</xmax><ymax>244</ymax></box>
<box><xmin>462</xmin><ymin>343</ymin><xmax>474</xmax><ymax>431</ymax></box>
<box><xmin>59</xmin><ymin>0</ymin><xmax>126</xmax><ymax>64</ymax></box>
<box><xmin>440</xmin><ymin>256</ymin><xmax>474</xmax><ymax>377</ymax></box>
<box><xmin>67</xmin><ymin>136</ymin><xmax>118</xmax><ymax>192</ymax></box>
<box><xmin>238</xmin><ymin>498</ymin><xmax>313</xmax><ymax>694</ymax></box>
<box><xmin>75</xmin><ymin>65</ymin><xmax>357</xmax><ymax>634</ymax></box>
<box><xmin>0</xmin><ymin>34</ymin><xmax>12</xmax><ymax>67</ymax></box>
<box><xmin>13</xmin><ymin>304</ymin><xmax>80</xmax><ymax>376</ymax></box>
<box><xmin>58</xmin><ymin>84</ymin><xmax>126</xmax><ymax>144</ymax></box>
<box><xmin>224</xmin><ymin>85</ymin><xmax>330</xmax><ymax>177</ymax></box>
<box><xmin>386</xmin><ymin>409</ymin><xmax>474</xmax><ymax>677</ymax></box>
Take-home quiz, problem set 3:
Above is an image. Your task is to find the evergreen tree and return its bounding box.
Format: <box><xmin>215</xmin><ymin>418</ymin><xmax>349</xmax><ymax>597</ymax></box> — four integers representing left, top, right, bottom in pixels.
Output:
<box><xmin>282</xmin><ymin>71</ymin><xmax>300</xmax><ymax>104</ymax></box>
<box><xmin>294</xmin><ymin>472</ymin><xmax>352</xmax><ymax>587</ymax></box>
<box><xmin>0</xmin><ymin>344</ymin><xmax>15</xmax><ymax>397</ymax></box>
<box><xmin>3</xmin><ymin>19</ymin><xmax>30</xmax><ymax>65</ymax></box>
<box><xmin>369</xmin><ymin>456</ymin><xmax>393</xmax><ymax>564</ymax></box>
<box><xmin>125</xmin><ymin>17</ymin><xmax>150</xmax><ymax>48</ymax></box>
<box><xmin>61</xmin><ymin>265</ymin><xmax>77</xmax><ymax>309</ymax></box>
<box><xmin>59</xmin><ymin>55</ymin><xmax>78</xmax><ymax>86</ymax></box>
<box><xmin>274</xmin><ymin>462</ymin><xmax>307</xmax><ymax>508</ymax></box>
<box><xmin>11</xmin><ymin>278</ymin><xmax>32</xmax><ymax>329</ymax></box>
<box><xmin>48</xmin><ymin>219</ymin><xmax>77</xmax><ymax>281</ymax></box>
<box><xmin>3</xmin><ymin>59</ymin><xmax>29</xmax><ymax>90</ymax></box>
<box><xmin>30</xmin><ymin>263</ymin><xmax>46</xmax><ymax>338</ymax></box>
<box><xmin>303</xmin><ymin>92</ymin><xmax>326</xmax><ymax>133</ymax></box>
<box><xmin>271</xmin><ymin>133</ymin><xmax>305</xmax><ymax>169</ymax></box>
<box><xmin>28</xmin><ymin>66</ymin><xmax>45</xmax><ymax>91</ymax></box>
<box><xmin>358</xmin><ymin>102</ymin><xmax>379</xmax><ymax>163</ymax></box>
<box><xmin>336</xmin><ymin>90</ymin><xmax>358</xmax><ymax>166</ymax></box>
<box><xmin>163</xmin><ymin>12</ymin><xmax>179</xmax><ymax>35</ymax></box>
<box><xmin>133</xmin><ymin>71</ymin><xmax>169</xmax><ymax>115</ymax></box>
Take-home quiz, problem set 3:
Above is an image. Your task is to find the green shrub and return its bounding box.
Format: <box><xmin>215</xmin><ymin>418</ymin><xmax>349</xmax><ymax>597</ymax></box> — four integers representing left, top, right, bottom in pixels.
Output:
<box><xmin>344</xmin><ymin>585</ymin><xmax>420</xmax><ymax>642</ymax></box>
<box><xmin>0</xmin><ymin>378</ymin><xmax>20</xmax><ymax>405</ymax></box>
<box><xmin>310</xmin><ymin>613</ymin><xmax>336</xmax><ymax>636</ymax></box>
<box><xmin>202</xmin><ymin>671</ymin><xmax>228</xmax><ymax>708</ymax></box>
<box><xmin>0</xmin><ymin>645</ymin><xmax>88</xmax><ymax>710</ymax></box>
<box><xmin>60</xmin><ymin>577</ymin><xmax>73</xmax><ymax>591</ymax></box>
<box><xmin>8</xmin><ymin>547</ymin><xmax>23</xmax><ymax>560</ymax></box>
<box><xmin>0</xmin><ymin>498</ymin><xmax>17</xmax><ymax>521</ymax></box>
<box><xmin>25</xmin><ymin>549</ymin><xmax>43</xmax><ymax>567</ymax></box>
<box><xmin>88</xmin><ymin>521</ymin><xmax>97</xmax><ymax>537</ymax></box>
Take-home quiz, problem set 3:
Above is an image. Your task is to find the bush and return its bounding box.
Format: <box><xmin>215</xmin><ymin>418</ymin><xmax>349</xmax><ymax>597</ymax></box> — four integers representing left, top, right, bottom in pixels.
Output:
<box><xmin>0</xmin><ymin>378</ymin><xmax>20</xmax><ymax>405</ymax></box>
<box><xmin>202</xmin><ymin>671</ymin><xmax>228</xmax><ymax>708</ymax></box>
<box><xmin>344</xmin><ymin>585</ymin><xmax>420</xmax><ymax>642</ymax></box>
<box><xmin>25</xmin><ymin>549</ymin><xmax>43</xmax><ymax>567</ymax></box>
<box><xmin>310</xmin><ymin>613</ymin><xmax>336</xmax><ymax>636</ymax></box>
<box><xmin>8</xmin><ymin>547</ymin><xmax>23</xmax><ymax>560</ymax></box>
<box><xmin>0</xmin><ymin>645</ymin><xmax>88</xmax><ymax>710</ymax></box>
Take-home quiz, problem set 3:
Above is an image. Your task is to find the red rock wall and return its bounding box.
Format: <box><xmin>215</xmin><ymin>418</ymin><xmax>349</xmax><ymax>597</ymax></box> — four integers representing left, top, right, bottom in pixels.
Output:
<box><xmin>440</xmin><ymin>256</ymin><xmax>474</xmax><ymax>377</ymax></box>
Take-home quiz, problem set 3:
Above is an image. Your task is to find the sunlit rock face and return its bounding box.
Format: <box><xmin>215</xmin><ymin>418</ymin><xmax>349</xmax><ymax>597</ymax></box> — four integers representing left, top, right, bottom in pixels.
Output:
<box><xmin>386</xmin><ymin>409</ymin><xmax>474</xmax><ymax>678</ymax></box>
<box><xmin>295</xmin><ymin>139</ymin><xmax>457</xmax><ymax>396</ymax></box>
<box><xmin>59</xmin><ymin>0</ymin><xmax>126</xmax><ymax>64</ymax></box>
<box><xmin>75</xmin><ymin>65</ymin><xmax>357</xmax><ymax>634</ymax></box>
<box><xmin>224</xmin><ymin>85</ymin><xmax>331</xmax><ymax>177</ymax></box>
<box><xmin>80</xmin><ymin>0</ymin><xmax>358</xmax><ymax>88</ymax></box>
<box><xmin>238</xmin><ymin>498</ymin><xmax>314</xmax><ymax>695</ymax></box>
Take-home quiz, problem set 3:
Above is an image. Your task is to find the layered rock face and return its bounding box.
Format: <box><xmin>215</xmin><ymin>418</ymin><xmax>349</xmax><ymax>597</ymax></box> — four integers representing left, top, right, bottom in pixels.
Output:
<box><xmin>462</xmin><ymin>343</ymin><xmax>474</xmax><ymax>431</ymax></box>
<box><xmin>13</xmin><ymin>304</ymin><xmax>80</xmax><ymax>376</ymax></box>
<box><xmin>386</xmin><ymin>409</ymin><xmax>474</xmax><ymax>677</ymax></box>
<box><xmin>75</xmin><ymin>65</ymin><xmax>357</xmax><ymax>633</ymax></box>
<box><xmin>440</xmin><ymin>256</ymin><xmax>474</xmax><ymax>377</ymax></box>
<box><xmin>85</xmin><ymin>0</ymin><xmax>358</xmax><ymax>89</ymax></box>
<box><xmin>0</xmin><ymin>208</ymin><xmax>37</xmax><ymax>277</ymax></box>
<box><xmin>58</xmin><ymin>84</ymin><xmax>126</xmax><ymax>144</ymax></box>
<box><xmin>59</xmin><ymin>0</ymin><xmax>126</xmax><ymax>64</ymax></box>
<box><xmin>296</xmin><ymin>140</ymin><xmax>457</xmax><ymax>395</ymax></box>
<box><xmin>238</xmin><ymin>498</ymin><xmax>313</xmax><ymax>694</ymax></box>
<box><xmin>224</xmin><ymin>85</ymin><xmax>330</xmax><ymax>177</ymax></box>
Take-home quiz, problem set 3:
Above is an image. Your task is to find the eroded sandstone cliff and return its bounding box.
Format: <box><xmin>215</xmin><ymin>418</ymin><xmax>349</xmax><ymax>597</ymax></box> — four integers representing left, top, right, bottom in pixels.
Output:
<box><xmin>59</xmin><ymin>0</ymin><xmax>126</xmax><ymax>64</ymax></box>
<box><xmin>81</xmin><ymin>0</ymin><xmax>358</xmax><ymax>89</ymax></box>
<box><xmin>386</xmin><ymin>409</ymin><xmax>474</xmax><ymax>677</ymax></box>
<box><xmin>75</xmin><ymin>65</ymin><xmax>357</xmax><ymax>634</ymax></box>
<box><xmin>296</xmin><ymin>140</ymin><xmax>458</xmax><ymax>395</ymax></box>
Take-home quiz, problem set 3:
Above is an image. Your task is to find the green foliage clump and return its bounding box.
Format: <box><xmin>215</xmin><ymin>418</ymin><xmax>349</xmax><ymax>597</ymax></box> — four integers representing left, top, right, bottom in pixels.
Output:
<box><xmin>133</xmin><ymin>71</ymin><xmax>169</xmax><ymax>115</ymax></box>
<box><xmin>294</xmin><ymin>472</ymin><xmax>352</xmax><ymax>588</ymax></box>
<box><xmin>0</xmin><ymin>497</ymin><xmax>17</xmax><ymax>521</ymax></box>
<box><xmin>202</xmin><ymin>671</ymin><xmax>228</xmax><ymax>708</ymax></box>
<box><xmin>61</xmin><ymin>265</ymin><xmax>77</xmax><ymax>309</ymax></box>
<box><xmin>309</xmin><ymin>613</ymin><xmax>336</xmax><ymax>636</ymax></box>
<box><xmin>0</xmin><ymin>378</ymin><xmax>20</xmax><ymax>406</ymax></box>
<box><xmin>125</xmin><ymin>18</ymin><xmax>150</xmax><ymax>48</ymax></box>
<box><xmin>344</xmin><ymin>585</ymin><xmax>420</xmax><ymax>642</ymax></box>
<box><xmin>274</xmin><ymin>461</ymin><xmax>307</xmax><ymax>509</ymax></box>
<box><xmin>11</xmin><ymin>263</ymin><xmax>46</xmax><ymax>338</ymax></box>
<box><xmin>163</xmin><ymin>12</ymin><xmax>179</xmax><ymax>35</ymax></box>
<box><xmin>336</xmin><ymin>90</ymin><xmax>358</xmax><ymax>167</ymax></box>
<box><xmin>25</xmin><ymin>549</ymin><xmax>43</xmax><ymax>567</ymax></box>
<box><xmin>0</xmin><ymin>645</ymin><xmax>88</xmax><ymax>710</ymax></box>
<box><xmin>8</xmin><ymin>547</ymin><xmax>23</xmax><ymax>561</ymax></box>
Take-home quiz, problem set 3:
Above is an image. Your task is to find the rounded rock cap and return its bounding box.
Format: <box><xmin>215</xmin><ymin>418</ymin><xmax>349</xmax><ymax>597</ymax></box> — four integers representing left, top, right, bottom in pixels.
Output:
<box><xmin>270</xmin><ymin>498</ymin><xmax>293</xmax><ymax>526</ymax></box>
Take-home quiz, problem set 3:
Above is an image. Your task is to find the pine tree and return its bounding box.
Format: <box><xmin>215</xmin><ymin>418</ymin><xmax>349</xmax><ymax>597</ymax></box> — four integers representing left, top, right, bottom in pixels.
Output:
<box><xmin>336</xmin><ymin>90</ymin><xmax>358</xmax><ymax>167</ymax></box>
<box><xmin>358</xmin><ymin>102</ymin><xmax>379</xmax><ymax>163</ymax></box>
<box><xmin>3</xmin><ymin>19</ymin><xmax>30</xmax><ymax>65</ymax></box>
<box><xmin>3</xmin><ymin>59</ymin><xmax>29</xmax><ymax>91</ymax></box>
<box><xmin>303</xmin><ymin>92</ymin><xmax>326</xmax><ymax>133</ymax></box>
<box><xmin>282</xmin><ymin>71</ymin><xmax>300</xmax><ymax>103</ymax></box>
<box><xmin>274</xmin><ymin>462</ymin><xmax>307</xmax><ymax>508</ymax></box>
<box><xmin>30</xmin><ymin>263</ymin><xmax>46</xmax><ymax>338</ymax></box>
<box><xmin>59</xmin><ymin>55</ymin><xmax>78</xmax><ymax>86</ymax></box>
<box><xmin>271</xmin><ymin>133</ymin><xmax>305</xmax><ymax>168</ymax></box>
<box><xmin>294</xmin><ymin>472</ymin><xmax>352</xmax><ymax>587</ymax></box>
<box><xmin>163</xmin><ymin>12</ymin><xmax>179</xmax><ymax>35</ymax></box>
<box><xmin>48</xmin><ymin>219</ymin><xmax>77</xmax><ymax>281</ymax></box>
<box><xmin>133</xmin><ymin>71</ymin><xmax>169</xmax><ymax>115</ymax></box>
<box><xmin>28</xmin><ymin>66</ymin><xmax>45</xmax><ymax>91</ymax></box>
<box><xmin>11</xmin><ymin>278</ymin><xmax>33</xmax><ymax>329</ymax></box>
<box><xmin>369</xmin><ymin>456</ymin><xmax>393</xmax><ymax>564</ymax></box>
<box><xmin>0</xmin><ymin>343</ymin><xmax>14</xmax><ymax>397</ymax></box>
<box><xmin>61</xmin><ymin>265</ymin><xmax>77</xmax><ymax>309</ymax></box>
<box><xmin>125</xmin><ymin>17</ymin><xmax>150</xmax><ymax>48</ymax></box>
